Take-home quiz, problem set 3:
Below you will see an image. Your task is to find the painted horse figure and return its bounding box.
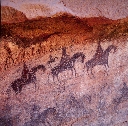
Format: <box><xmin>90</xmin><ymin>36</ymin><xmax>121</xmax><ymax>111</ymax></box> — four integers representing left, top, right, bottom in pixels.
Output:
<box><xmin>48</xmin><ymin>52</ymin><xmax>85</xmax><ymax>83</ymax></box>
<box><xmin>11</xmin><ymin>64</ymin><xmax>46</xmax><ymax>94</ymax></box>
<box><xmin>85</xmin><ymin>44</ymin><xmax>116</xmax><ymax>76</ymax></box>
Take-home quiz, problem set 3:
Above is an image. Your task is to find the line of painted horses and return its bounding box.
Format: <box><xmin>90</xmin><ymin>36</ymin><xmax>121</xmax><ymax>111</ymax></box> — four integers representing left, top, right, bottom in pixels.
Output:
<box><xmin>10</xmin><ymin>43</ymin><xmax>117</xmax><ymax>94</ymax></box>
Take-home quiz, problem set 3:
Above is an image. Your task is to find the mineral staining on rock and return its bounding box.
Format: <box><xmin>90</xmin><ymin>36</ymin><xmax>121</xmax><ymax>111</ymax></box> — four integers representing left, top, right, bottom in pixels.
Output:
<box><xmin>0</xmin><ymin>4</ymin><xmax>128</xmax><ymax>126</ymax></box>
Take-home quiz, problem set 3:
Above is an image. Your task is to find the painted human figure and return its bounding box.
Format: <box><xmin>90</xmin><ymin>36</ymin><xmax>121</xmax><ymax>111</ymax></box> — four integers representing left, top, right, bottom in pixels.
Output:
<box><xmin>21</xmin><ymin>62</ymin><xmax>30</xmax><ymax>81</ymax></box>
<box><xmin>93</xmin><ymin>41</ymin><xmax>103</xmax><ymax>60</ymax></box>
<box><xmin>60</xmin><ymin>47</ymin><xmax>70</xmax><ymax>65</ymax></box>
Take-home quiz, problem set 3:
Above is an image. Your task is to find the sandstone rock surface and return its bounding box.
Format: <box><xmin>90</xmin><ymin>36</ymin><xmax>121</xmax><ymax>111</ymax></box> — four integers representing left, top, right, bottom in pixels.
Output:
<box><xmin>0</xmin><ymin>33</ymin><xmax>128</xmax><ymax>126</ymax></box>
<box><xmin>0</xmin><ymin>1</ymin><xmax>128</xmax><ymax>125</ymax></box>
<box><xmin>1</xmin><ymin>0</ymin><xmax>128</xmax><ymax>20</ymax></box>
<box><xmin>1</xmin><ymin>6</ymin><xmax>27</xmax><ymax>24</ymax></box>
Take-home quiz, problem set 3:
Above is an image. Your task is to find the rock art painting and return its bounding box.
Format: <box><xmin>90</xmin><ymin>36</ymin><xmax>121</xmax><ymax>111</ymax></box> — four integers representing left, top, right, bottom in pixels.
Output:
<box><xmin>85</xmin><ymin>42</ymin><xmax>117</xmax><ymax>77</ymax></box>
<box><xmin>0</xmin><ymin>0</ymin><xmax>128</xmax><ymax>126</ymax></box>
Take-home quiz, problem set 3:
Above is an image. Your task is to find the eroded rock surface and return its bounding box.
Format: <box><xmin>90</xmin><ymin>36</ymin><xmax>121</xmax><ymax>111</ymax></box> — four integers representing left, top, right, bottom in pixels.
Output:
<box><xmin>0</xmin><ymin>9</ymin><xmax>128</xmax><ymax>126</ymax></box>
<box><xmin>0</xmin><ymin>35</ymin><xmax>128</xmax><ymax>125</ymax></box>
<box><xmin>1</xmin><ymin>0</ymin><xmax>128</xmax><ymax>19</ymax></box>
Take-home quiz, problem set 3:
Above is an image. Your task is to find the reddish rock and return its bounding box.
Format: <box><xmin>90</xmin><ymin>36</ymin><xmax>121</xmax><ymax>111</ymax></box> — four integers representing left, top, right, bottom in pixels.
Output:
<box><xmin>1</xmin><ymin>6</ymin><xmax>27</xmax><ymax>24</ymax></box>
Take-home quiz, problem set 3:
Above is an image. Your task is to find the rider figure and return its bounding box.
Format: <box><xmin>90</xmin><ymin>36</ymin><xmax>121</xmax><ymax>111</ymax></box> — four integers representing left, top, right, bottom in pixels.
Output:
<box><xmin>93</xmin><ymin>41</ymin><xmax>103</xmax><ymax>60</ymax></box>
<box><xmin>21</xmin><ymin>62</ymin><xmax>29</xmax><ymax>81</ymax></box>
<box><xmin>60</xmin><ymin>47</ymin><xmax>70</xmax><ymax>65</ymax></box>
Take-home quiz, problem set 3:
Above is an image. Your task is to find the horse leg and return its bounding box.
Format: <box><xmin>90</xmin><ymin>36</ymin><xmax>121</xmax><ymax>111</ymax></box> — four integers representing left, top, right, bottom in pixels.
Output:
<box><xmin>10</xmin><ymin>55</ymin><xmax>14</xmax><ymax>63</ymax></box>
<box><xmin>83</xmin><ymin>64</ymin><xmax>85</xmax><ymax>71</ymax></box>
<box><xmin>107</xmin><ymin>63</ymin><xmax>109</xmax><ymax>68</ymax></box>
<box><xmin>73</xmin><ymin>67</ymin><xmax>77</xmax><ymax>76</ymax></box>
<box><xmin>57</xmin><ymin>75</ymin><xmax>61</xmax><ymax>84</ymax></box>
<box><xmin>15</xmin><ymin>88</ymin><xmax>19</xmax><ymax>95</ymax></box>
<box><xmin>83</xmin><ymin>65</ymin><xmax>85</xmax><ymax>73</ymax></box>
<box><xmin>104</xmin><ymin>64</ymin><xmax>108</xmax><ymax>76</ymax></box>
<box><xmin>4</xmin><ymin>58</ymin><xmax>8</xmax><ymax>70</ymax></box>
<box><xmin>71</xmin><ymin>68</ymin><xmax>73</xmax><ymax>76</ymax></box>
<box><xmin>16</xmin><ymin>85</ymin><xmax>20</xmax><ymax>94</ymax></box>
<box><xmin>91</xmin><ymin>68</ymin><xmax>95</xmax><ymax>78</ymax></box>
<box><xmin>104</xmin><ymin>59</ymin><xmax>108</xmax><ymax>68</ymax></box>
<box><xmin>45</xmin><ymin>119</ymin><xmax>51</xmax><ymax>126</ymax></box>
<box><xmin>15</xmin><ymin>84</ymin><xmax>21</xmax><ymax>95</ymax></box>
<box><xmin>33</xmin><ymin>81</ymin><xmax>37</xmax><ymax>91</ymax></box>
<box><xmin>52</xmin><ymin>74</ymin><xmax>57</xmax><ymax>83</ymax></box>
<box><xmin>86</xmin><ymin>66</ymin><xmax>90</xmax><ymax>76</ymax></box>
<box><xmin>47</xmin><ymin>73</ymin><xmax>50</xmax><ymax>84</ymax></box>
<box><xmin>53</xmin><ymin>75</ymin><xmax>55</xmax><ymax>82</ymax></box>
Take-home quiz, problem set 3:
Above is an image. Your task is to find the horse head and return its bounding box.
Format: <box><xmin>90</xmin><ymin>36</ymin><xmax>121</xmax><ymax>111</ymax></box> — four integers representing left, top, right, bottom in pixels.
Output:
<box><xmin>107</xmin><ymin>45</ymin><xmax>117</xmax><ymax>53</ymax></box>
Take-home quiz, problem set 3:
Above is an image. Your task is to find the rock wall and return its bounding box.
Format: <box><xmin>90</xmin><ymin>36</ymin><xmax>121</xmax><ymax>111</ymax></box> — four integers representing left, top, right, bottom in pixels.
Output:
<box><xmin>0</xmin><ymin>35</ymin><xmax>128</xmax><ymax>126</ymax></box>
<box><xmin>1</xmin><ymin>0</ymin><xmax>128</xmax><ymax>20</ymax></box>
<box><xmin>1</xmin><ymin>6</ymin><xmax>27</xmax><ymax>24</ymax></box>
<box><xmin>0</xmin><ymin>2</ymin><xmax>128</xmax><ymax>125</ymax></box>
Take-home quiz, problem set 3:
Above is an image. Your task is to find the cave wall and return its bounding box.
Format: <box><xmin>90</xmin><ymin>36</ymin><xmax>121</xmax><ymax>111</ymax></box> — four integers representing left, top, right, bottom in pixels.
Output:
<box><xmin>0</xmin><ymin>0</ymin><xmax>128</xmax><ymax>125</ymax></box>
<box><xmin>1</xmin><ymin>0</ymin><xmax>128</xmax><ymax>20</ymax></box>
<box><xmin>0</xmin><ymin>35</ymin><xmax>128</xmax><ymax>126</ymax></box>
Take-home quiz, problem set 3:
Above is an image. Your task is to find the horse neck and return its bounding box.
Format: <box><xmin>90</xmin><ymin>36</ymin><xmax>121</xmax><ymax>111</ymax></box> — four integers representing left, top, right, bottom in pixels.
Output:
<box><xmin>31</xmin><ymin>67</ymin><xmax>38</xmax><ymax>74</ymax></box>
<box><xmin>70</xmin><ymin>57</ymin><xmax>76</xmax><ymax>63</ymax></box>
<box><xmin>103</xmin><ymin>47</ymin><xmax>111</xmax><ymax>56</ymax></box>
<box><xmin>72</xmin><ymin>53</ymin><xmax>85</xmax><ymax>62</ymax></box>
<box><xmin>106</xmin><ymin>46</ymin><xmax>114</xmax><ymax>53</ymax></box>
